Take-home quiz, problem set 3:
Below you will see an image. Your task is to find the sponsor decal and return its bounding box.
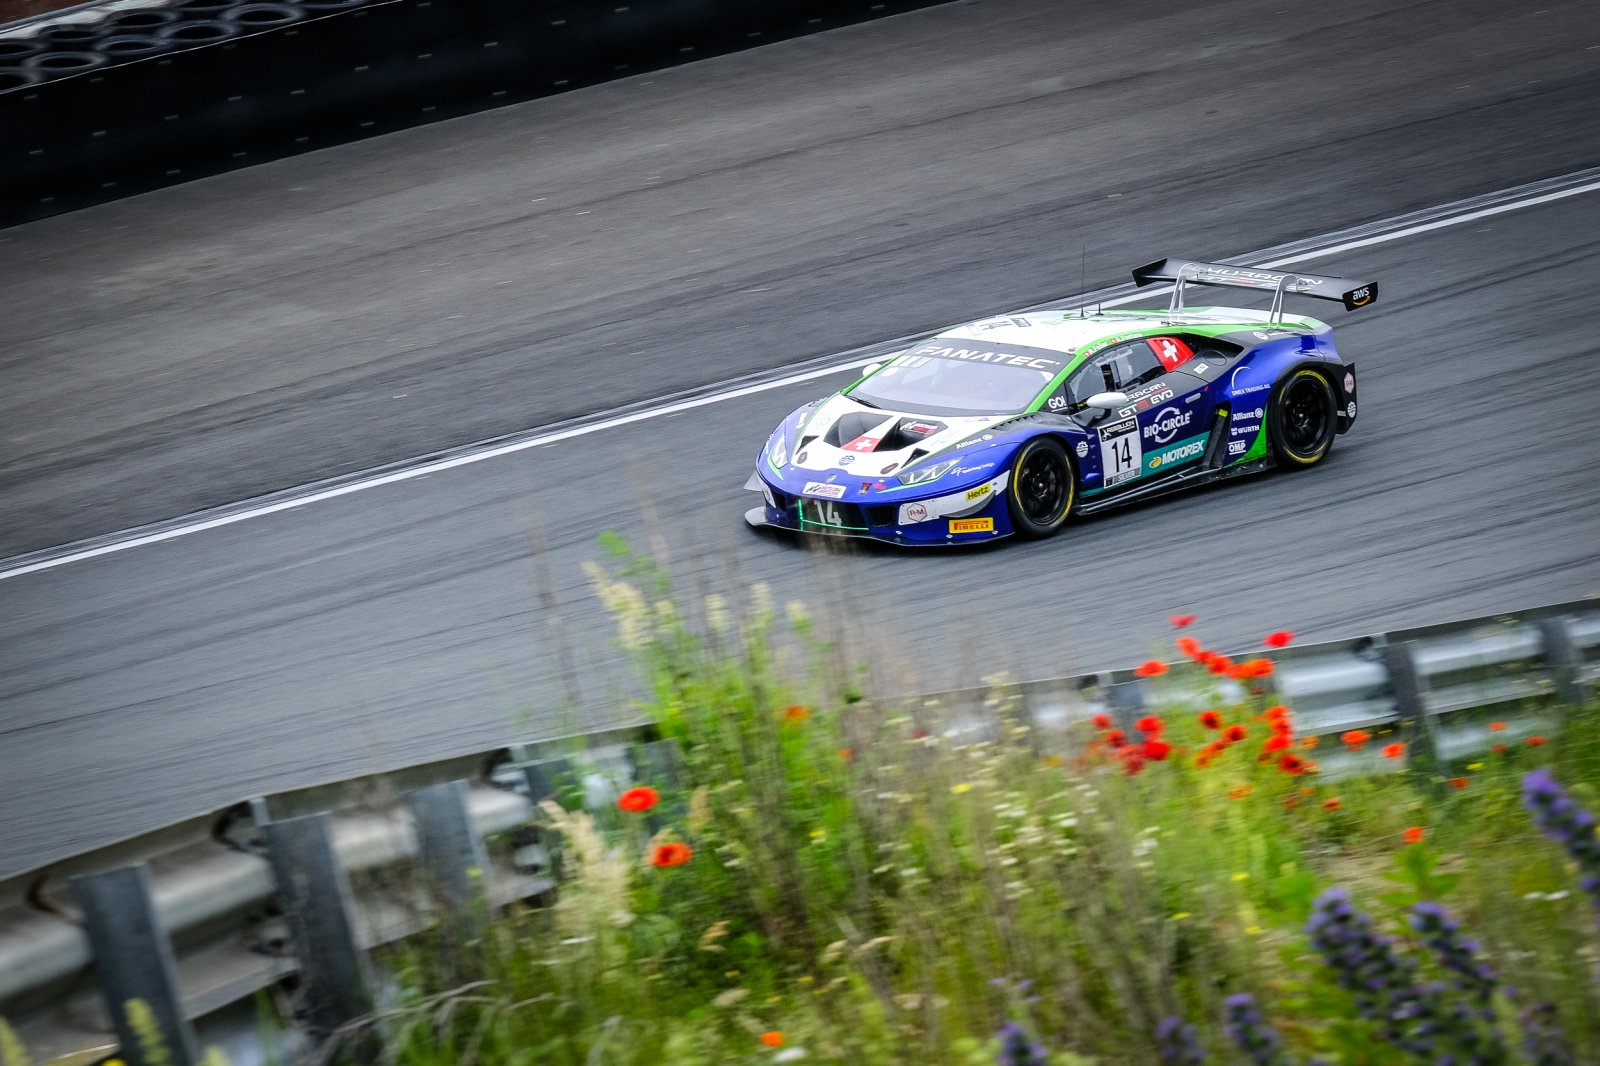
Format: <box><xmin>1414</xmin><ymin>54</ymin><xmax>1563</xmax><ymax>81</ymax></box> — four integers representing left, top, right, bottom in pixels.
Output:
<box><xmin>1147</xmin><ymin>336</ymin><xmax>1194</xmax><ymax>371</ymax></box>
<box><xmin>949</xmin><ymin>517</ymin><xmax>994</xmax><ymax>534</ymax></box>
<box><xmin>1252</xmin><ymin>328</ymin><xmax>1297</xmax><ymax>340</ymax></box>
<box><xmin>842</xmin><ymin>434</ymin><xmax>881</xmax><ymax>453</ymax></box>
<box><xmin>909</xmin><ymin>343</ymin><xmax>1064</xmax><ymax>373</ymax></box>
<box><xmin>838</xmin><ymin>455</ymin><xmax>855</xmax><ymax>465</ymax></box>
<box><xmin>1191</xmin><ymin>362</ymin><xmax>1209</xmax><ymax>375</ymax></box>
<box><xmin>1234</xmin><ymin>383</ymin><xmax>1271</xmax><ymax>395</ymax></box>
<box><xmin>965</xmin><ymin>483</ymin><xmax>992</xmax><ymax>502</ymax></box>
<box><xmin>1130</xmin><ymin>382</ymin><xmax>1175</xmax><ymax>401</ymax></box>
<box><xmin>1347</xmin><ymin>284</ymin><xmax>1374</xmax><ymax>307</ymax></box>
<box><xmin>904</xmin><ymin>420</ymin><xmax>941</xmax><ymax>434</ymax></box>
<box><xmin>803</xmin><ymin>482</ymin><xmax>846</xmax><ymax>499</ymax></box>
<box><xmin>1142</xmin><ymin>406</ymin><xmax>1192</xmax><ymax>445</ymax></box>
<box><xmin>1231</xmin><ymin>411</ymin><xmax>1256</xmax><ymax>423</ymax></box>
<box><xmin>1347</xmin><ymin>401</ymin><xmax>1357</xmax><ymax>418</ymax></box>
<box><xmin>1227</xmin><ymin>440</ymin><xmax>1247</xmax><ymax>456</ymax></box>
<box><xmin>956</xmin><ymin>434</ymin><xmax>995</xmax><ymax>448</ymax></box>
<box><xmin>903</xmin><ymin>502</ymin><xmax>929</xmax><ymax>523</ymax></box>
<box><xmin>1098</xmin><ymin>416</ymin><xmax>1142</xmax><ymax>487</ymax></box>
<box><xmin>1075</xmin><ymin>441</ymin><xmax>1089</xmax><ymax>458</ymax></box>
<box><xmin>1343</xmin><ymin>372</ymin><xmax>1355</xmax><ymax>392</ymax></box>
<box><xmin>1229</xmin><ymin>367</ymin><xmax>1271</xmax><ymax>395</ymax></box>
<box><xmin>953</xmin><ymin>462</ymin><xmax>996</xmax><ymax>476</ymax></box>
<box><xmin>1146</xmin><ymin>438</ymin><xmax>1205</xmax><ymax>471</ymax></box>
<box><xmin>1046</xmin><ymin>395</ymin><xmax>1069</xmax><ymax>411</ymax></box>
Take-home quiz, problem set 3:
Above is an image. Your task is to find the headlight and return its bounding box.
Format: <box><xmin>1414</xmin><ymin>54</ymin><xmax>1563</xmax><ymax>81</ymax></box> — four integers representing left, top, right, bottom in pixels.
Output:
<box><xmin>768</xmin><ymin>433</ymin><xmax>789</xmax><ymax>470</ymax></box>
<box><xmin>897</xmin><ymin>458</ymin><xmax>959</xmax><ymax>486</ymax></box>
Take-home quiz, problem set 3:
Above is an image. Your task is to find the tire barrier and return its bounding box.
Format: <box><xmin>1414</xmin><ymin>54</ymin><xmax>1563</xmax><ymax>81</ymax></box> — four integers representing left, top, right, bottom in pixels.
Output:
<box><xmin>0</xmin><ymin>0</ymin><xmax>954</xmax><ymax>228</ymax></box>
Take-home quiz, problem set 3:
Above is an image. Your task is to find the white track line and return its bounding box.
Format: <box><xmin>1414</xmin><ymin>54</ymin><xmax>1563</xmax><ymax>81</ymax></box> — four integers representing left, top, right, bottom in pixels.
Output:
<box><xmin>4</xmin><ymin>175</ymin><xmax>1599</xmax><ymax>582</ymax></box>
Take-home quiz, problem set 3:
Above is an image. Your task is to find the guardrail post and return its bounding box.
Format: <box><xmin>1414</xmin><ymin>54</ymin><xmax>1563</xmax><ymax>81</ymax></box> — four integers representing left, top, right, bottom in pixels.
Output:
<box><xmin>1537</xmin><ymin>616</ymin><xmax>1585</xmax><ymax>706</ymax></box>
<box><xmin>264</xmin><ymin>812</ymin><xmax>373</xmax><ymax>1039</ymax></box>
<box><xmin>1382</xmin><ymin>640</ymin><xmax>1440</xmax><ymax>775</ymax></box>
<box><xmin>71</xmin><ymin>863</ymin><xmax>201</xmax><ymax>1066</ymax></box>
<box><xmin>632</xmin><ymin>738</ymin><xmax>686</xmax><ymax>832</ymax></box>
<box><xmin>1106</xmin><ymin>677</ymin><xmax>1147</xmax><ymax>731</ymax></box>
<box><xmin>522</xmin><ymin>756</ymin><xmax>573</xmax><ymax>805</ymax></box>
<box><xmin>405</xmin><ymin>780</ymin><xmax>491</xmax><ymax>922</ymax></box>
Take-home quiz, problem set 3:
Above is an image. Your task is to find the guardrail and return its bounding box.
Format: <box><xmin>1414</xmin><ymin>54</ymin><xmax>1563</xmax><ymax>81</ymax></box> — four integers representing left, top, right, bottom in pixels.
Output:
<box><xmin>2</xmin><ymin>598</ymin><xmax>1595</xmax><ymax>1064</ymax></box>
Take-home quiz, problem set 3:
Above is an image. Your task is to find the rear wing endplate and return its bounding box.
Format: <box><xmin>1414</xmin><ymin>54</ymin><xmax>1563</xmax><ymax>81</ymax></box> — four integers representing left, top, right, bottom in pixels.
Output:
<box><xmin>1132</xmin><ymin>258</ymin><xmax>1378</xmax><ymax>320</ymax></box>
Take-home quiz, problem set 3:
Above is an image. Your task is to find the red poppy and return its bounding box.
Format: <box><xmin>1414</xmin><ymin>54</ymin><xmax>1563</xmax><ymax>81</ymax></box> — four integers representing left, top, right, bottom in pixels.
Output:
<box><xmin>1448</xmin><ymin>777</ymin><xmax>1468</xmax><ymax>790</ymax></box>
<box><xmin>1105</xmin><ymin>729</ymin><xmax>1128</xmax><ymax>749</ymax></box>
<box><xmin>1341</xmin><ymin>729</ymin><xmax>1371</xmax><ymax>749</ymax></box>
<box><xmin>1169</xmin><ymin>614</ymin><xmax>1197</xmax><ymax>628</ymax></box>
<box><xmin>1142</xmin><ymin>738</ymin><xmax>1172</xmax><ymax>761</ymax></box>
<box><xmin>1176</xmin><ymin>636</ymin><xmax>1203</xmax><ymax>658</ymax></box>
<box><xmin>1134</xmin><ymin>659</ymin><xmax>1169</xmax><ymax>678</ymax></box>
<box><xmin>617</xmin><ymin>786</ymin><xmax>660</xmax><ymax>813</ymax></box>
<box><xmin>1196</xmin><ymin>650</ymin><xmax>1218</xmax><ymax>667</ymax></box>
<box><xmin>1262</xmin><ymin>734</ymin><xmax>1292</xmax><ymax>754</ymax></box>
<box><xmin>651</xmin><ymin>842</ymin><xmax>693</xmax><ymax>867</ymax></box>
<box><xmin>1135</xmin><ymin>715</ymin><xmax>1164</xmax><ymax>735</ymax></box>
<box><xmin>1223</xmin><ymin>724</ymin><xmax>1248</xmax><ymax>744</ymax></box>
<box><xmin>1227</xmin><ymin>785</ymin><xmax>1251</xmax><ymax>799</ymax></box>
<box><xmin>1199</xmin><ymin>710</ymin><xmax>1223</xmax><ymax>730</ymax></box>
<box><xmin>1227</xmin><ymin>662</ymin><xmax>1252</xmax><ymax>680</ymax></box>
<box><xmin>1525</xmin><ymin>735</ymin><xmax>1548</xmax><ymax>747</ymax></box>
<box><xmin>760</xmin><ymin>1032</ymin><xmax>784</xmax><ymax>1048</ymax></box>
<box><xmin>1493</xmin><ymin>743</ymin><xmax>1509</xmax><ymax>755</ymax></box>
<box><xmin>1244</xmin><ymin>658</ymin><xmax>1275</xmax><ymax>678</ymax></box>
<box><xmin>1272</xmin><ymin>720</ymin><xmax>1294</xmax><ymax>738</ymax></box>
<box><xmin>1091</xmin><ymin>713</ymin><xmax>1113</xmax><ymax>730</ymax></box>
<box><xmin>1403</xmin><ymin>826</ymin><xmax>1425</xmax><ymax>845</ymax></box>
<box><xmin>1301</xmin><ymin>735</ymin><xmax>1320</xmax><ymax>749</ymax></box>
<box><xmin>1121</xmin><ymin>752</ymin><xmax>1147</xmax><ymax>776</ymax></box>
<box><xmin>1263</xmin><ymin>631</ymin><xmax>1295</xmax><ymax>649</ymax></box>
<box><xmin>1323</xmin><ymin>797</ymin><xmax>1342</xmax><ymax>812</ymax></box>
<box><xmin>1382</xmin><ymin>742</ymin><xmax>1405</xmax><ymax>759</ymax></box>
<box><xmin>1283</xmin><ymin>795</ymin><xmax>1299</xmax><ymax>809</ymax></box>
<box><xmin>838</xmin><ymin>747</ymin><xmax>854</xmax><ymax>761</ymax></box>
<box><xmin>1278</xmin><ymin>753</ymin><xmax>1308</xmax><ymax>775</ymax></box>
<box><xmin>783</xmin><ymin>704</ymin><xmax>811</xmax><ymax>723</ymax></box>
<box><xmin>1488</xmin><ymin>721</ymin><xmax>1506</xmax><ymax>732</ymax></box>
<box><xmin>1208</xmin><ymin>655</ymin><xmax>1233</xmax><ymax>675</ymax></box>
<box><xmin>1264</xmin><ymin>705</ymin><xmax>1291</xmax><ymax>722</ymax></box>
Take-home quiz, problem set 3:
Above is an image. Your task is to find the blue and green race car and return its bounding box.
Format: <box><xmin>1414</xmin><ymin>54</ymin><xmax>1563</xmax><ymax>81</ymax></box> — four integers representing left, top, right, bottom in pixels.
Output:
<box><xmin>745</xmin><ymin>258</ymin><xmax>1376</xmax><ymax>545</ymax></box>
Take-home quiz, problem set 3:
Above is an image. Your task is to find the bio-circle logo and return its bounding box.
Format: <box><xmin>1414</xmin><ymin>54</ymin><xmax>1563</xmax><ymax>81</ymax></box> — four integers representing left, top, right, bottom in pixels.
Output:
<box><xmin>1145</xmin><ymin>406</ymin><xmax>1189</xmax><ymax>445</ymax></box>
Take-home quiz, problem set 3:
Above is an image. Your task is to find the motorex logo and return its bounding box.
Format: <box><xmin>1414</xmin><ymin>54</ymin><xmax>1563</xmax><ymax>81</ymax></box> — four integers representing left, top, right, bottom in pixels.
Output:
<box><xmin>1145</xmin><ymin>437</ymin><xmax>1206</xmax><ymax>471</ymax></box>
<box><xmin>1142</xmin><ymin>406</ymin><xmax>1192</xmax><ymax>445</ymax></box>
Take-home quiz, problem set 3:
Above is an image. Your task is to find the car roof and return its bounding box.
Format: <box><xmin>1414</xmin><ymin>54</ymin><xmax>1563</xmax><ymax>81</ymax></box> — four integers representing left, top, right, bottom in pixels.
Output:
<box><xmin>934</xmin><ymin>307</ymin><xmax>1322</xmax><ymax>358</ymax></box>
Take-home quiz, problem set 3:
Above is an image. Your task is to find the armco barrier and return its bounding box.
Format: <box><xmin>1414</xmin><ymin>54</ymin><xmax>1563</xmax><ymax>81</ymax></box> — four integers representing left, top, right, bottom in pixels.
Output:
<box><xmin>0</xmin><ymin>600</ymin><xmax>1595</xmax><ymax>1063</ymax></box>
<box><xmin>0</xmin><ymin>0</ymin><xmax>951</xmax><ymax>227</ymax></box>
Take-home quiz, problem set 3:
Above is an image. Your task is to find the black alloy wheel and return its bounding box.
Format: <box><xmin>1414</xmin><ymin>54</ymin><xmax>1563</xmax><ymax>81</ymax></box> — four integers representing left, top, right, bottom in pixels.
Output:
<box><xmin>1268</xmin><ymin>368</ymin><xmax>1337</xmax><ymax>468</ymax></box>
<box><xmin>1008</xmin><ymin>437</ymin><xmax>1074</xmax><ymax>538</ymax></box>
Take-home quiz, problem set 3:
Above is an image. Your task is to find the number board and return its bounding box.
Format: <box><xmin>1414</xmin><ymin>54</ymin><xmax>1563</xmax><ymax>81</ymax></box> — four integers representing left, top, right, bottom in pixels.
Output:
<box><xmin>1098</xmin><ymin>416</ymin><xmax>1142</xmax><ymax>488</ymax></box>
<box><xmin>799</xmin><ymin>498</ymin><xmax>857</xmax><ymax>533</ymax></box>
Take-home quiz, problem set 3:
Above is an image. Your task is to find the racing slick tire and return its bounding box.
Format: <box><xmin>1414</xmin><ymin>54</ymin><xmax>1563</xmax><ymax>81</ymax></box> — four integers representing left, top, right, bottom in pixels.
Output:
<box><xmin>1268</xmin><ymin>368</ymin><xmax>1337</xmax><ymax>469</ymax></box>
<box><xmin>1007</xmin><ymin>437</ymin><xmax>1074</xmax><ymax>538</ymax></box>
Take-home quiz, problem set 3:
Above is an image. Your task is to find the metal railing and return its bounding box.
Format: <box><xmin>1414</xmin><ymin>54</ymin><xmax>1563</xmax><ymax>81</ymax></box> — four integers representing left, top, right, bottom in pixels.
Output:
<box><xmin>1</xmin><ymin>599</ymin><xmax>1595</xmax><ymax>1064</ymax></box>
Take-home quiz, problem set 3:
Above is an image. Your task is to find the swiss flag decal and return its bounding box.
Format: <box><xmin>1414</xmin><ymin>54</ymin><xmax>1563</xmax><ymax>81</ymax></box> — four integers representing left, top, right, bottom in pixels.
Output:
<box><xmin>842</xmin><ymin>434</ymin><xmax>882</xmax><ymax>453</ymax></box>
<box><xmin>1147</xmin><ymin>336</ymin><xmax>1193</xmax><ymax>371</ymax></box>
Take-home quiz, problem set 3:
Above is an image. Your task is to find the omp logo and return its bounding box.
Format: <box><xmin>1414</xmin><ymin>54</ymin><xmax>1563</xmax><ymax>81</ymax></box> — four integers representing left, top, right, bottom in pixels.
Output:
<box><xmin>1228</xmin><ymin>440</ymin><xmax>1247</xmax><ymax>456</ymax></box>
<box><xmin>965</xmin><ymin>483</ymin><xmax>992</xmax><ymax>501</ymax></box>
<box><xmin>1146</xmin><ymin>439</ymin><xmax>1205</xmax><ymax>470</ymax></box>
<box><xmin>1142</xmin><ymin>406</ymin><xmax>1192</xmax><ymax>445</ymax></box>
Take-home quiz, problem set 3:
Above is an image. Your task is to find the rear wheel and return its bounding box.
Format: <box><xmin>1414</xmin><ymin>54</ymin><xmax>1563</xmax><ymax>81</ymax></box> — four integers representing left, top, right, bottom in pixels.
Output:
<box><xmin>1268</xmin><ymin>368</ymin><xmax>1337</xmax><ymax>468</ymax></box>
<box><xmin>1008</xmin><ymin>437</ymin><xmax>1074</xmax><ymax>538</ymax></box>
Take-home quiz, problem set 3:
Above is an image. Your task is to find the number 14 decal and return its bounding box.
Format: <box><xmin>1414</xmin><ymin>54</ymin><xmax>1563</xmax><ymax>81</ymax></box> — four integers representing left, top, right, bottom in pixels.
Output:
<box><xmin>1097</xmin><ymin>416</ymin><xmax>1143</xmax><ymax>488</ymax></box>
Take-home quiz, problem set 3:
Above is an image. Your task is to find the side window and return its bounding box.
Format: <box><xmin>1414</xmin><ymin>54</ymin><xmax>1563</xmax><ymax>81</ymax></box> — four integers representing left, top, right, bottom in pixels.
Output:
<box><xmin>1067</xmin><ymin>353</ymin><xmax>1118</xmax><ymax>407</ymax></box>
<box><xmin>1106</xmin><ymin>341</ymin><xmax>1166</xmax><ymax>389</ymax></box>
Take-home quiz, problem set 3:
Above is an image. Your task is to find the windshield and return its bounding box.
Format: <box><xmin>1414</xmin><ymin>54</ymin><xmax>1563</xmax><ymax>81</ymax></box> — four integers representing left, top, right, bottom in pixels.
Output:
<box><xmin>848</xmin><ymin>341</ymin><xmax>1066</xmax><ymax>416</ymax></box>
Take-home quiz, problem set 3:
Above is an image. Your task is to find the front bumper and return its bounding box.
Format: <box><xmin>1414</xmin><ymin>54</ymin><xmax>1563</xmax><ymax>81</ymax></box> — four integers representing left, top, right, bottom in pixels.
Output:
<box><xmin>744</xmin><ymin>467</ymin><xmax>1013</xmax><ymax>546</ymax></box>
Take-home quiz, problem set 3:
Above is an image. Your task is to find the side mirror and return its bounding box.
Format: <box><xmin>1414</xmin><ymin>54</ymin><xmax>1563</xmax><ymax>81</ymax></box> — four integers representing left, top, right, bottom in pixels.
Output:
<box><xmin>1084</xmin><ymin>391</ymin><xmax>1129</xmax><ymax>411</ymax></box>
<box><xmin>862</xmin><ymin>362</ymin><xmax>883</xmax><ymax>377</ymax></box>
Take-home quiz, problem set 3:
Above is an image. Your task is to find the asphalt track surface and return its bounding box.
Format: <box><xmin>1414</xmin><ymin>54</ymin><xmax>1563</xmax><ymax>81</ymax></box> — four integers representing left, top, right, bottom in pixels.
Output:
<box><xmin>4</xmin><ymin>0</ymin><xmax>1600</xmax><ymax>875</ymax></box>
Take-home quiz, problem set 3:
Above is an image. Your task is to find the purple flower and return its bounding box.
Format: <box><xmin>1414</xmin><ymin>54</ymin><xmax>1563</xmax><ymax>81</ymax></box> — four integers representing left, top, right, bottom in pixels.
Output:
<box><xmin>995</xmin><ymin>1020</ymin><xmax>1047</xmax><ymax>1066</ymax></box>
<box><xmin>1155</xmin><ymin>1016</ymin><xmax>1207</xmax><ymax>1065</ymax></box>
<box><xmin>1522</xmin><ymin>769</ymin><xmax>1600</xmax><ymax>912</ymax></box>
<box><xmin>1410</xmin><ymin>902</ymin><xmax>1496</xmax><ymax>1013</ymax></box>
<box><xmin>1519</xmin><ymin>1002</ymin><xmax>1573</xmax><ymax>1066</ymax></box>
<box><xmin>1222</xmin><ymin>994</ymin><xmax>1290</xmax><ymax>1066</ymax></box>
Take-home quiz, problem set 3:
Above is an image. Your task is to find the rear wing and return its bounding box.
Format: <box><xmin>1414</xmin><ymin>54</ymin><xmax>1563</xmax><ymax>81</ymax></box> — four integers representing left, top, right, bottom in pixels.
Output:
<box><xmin>1132</xmin><ymin>258</ymin><xmax>1378</xmax><ymax>319</ymax></box>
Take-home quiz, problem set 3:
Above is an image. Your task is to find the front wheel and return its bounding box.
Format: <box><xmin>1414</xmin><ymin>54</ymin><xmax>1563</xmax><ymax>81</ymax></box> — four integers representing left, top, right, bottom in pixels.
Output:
<box><xmin>1268</xmin><ymin>368</ymin><xmax>1337</xmax><ymax>468</ymax></box>
<box><xmin>1007</xmin><ymin>437</ymin><xmax>1074</xmax><ymax>538</ymax></box>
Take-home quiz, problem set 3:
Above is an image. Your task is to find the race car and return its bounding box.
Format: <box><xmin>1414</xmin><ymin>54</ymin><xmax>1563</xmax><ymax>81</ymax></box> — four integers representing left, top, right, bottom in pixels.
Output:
<box><xmin>745</xmin><ymin>258</ymin><xmax>1375</xmax><ymax>545</ymax></box>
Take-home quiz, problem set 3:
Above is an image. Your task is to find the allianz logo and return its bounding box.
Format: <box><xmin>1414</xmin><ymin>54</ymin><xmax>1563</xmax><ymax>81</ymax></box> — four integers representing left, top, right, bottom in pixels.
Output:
<box><xmin>1231</xmin><ymin>408</ymin><xmax>1265</xmax><ymax>422</ymax></box>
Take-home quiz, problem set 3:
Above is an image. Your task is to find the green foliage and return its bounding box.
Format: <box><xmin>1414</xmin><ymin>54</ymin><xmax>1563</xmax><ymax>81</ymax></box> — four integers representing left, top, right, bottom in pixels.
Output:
<box><xmin>0</xmin><ymin>1019</ymin><xmax>31</xmax><ymax>1066</ymax></box>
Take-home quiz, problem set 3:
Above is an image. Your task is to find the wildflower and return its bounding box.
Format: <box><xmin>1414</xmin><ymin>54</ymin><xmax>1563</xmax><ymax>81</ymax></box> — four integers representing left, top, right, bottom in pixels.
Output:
<box><xmin>1222</xmin><ymin>993</ymin><xmax>1290</xmax><ymax>1066</ymax></box>
<box><xmin>838</xmin><ymin>748</ymin><xmax>853</xmax><ymax>761</ymax></box>
<box><xmin>1382</xmin><ymin>742</ymin><xmax>1406</xmax><ymax>759</ymax></box>
<box><xmin>1518</xmin><ymin>1003</ymin><xmax>1574</xmax><ymax>1065</ymax></box>
<box><xmin>617</xmin><ymin>786</ymin><xmax>661</xmax><ymax>813</ymax></box>
<box><xmin>1341</xmin><ymin>729</ymin><xmax>1371</xmax><ymax>748</ymax></box>
<box><xmin>1270</xmin><ymin>718</ymin><xmax>1294</xmax><ymax>737</ymax></box>
<box><xmin>1135</xmin><ymin>659</ymin><xmax>1170</xmax><ymax>678</ymax></box>
<box><xmin>1264</xmin><ymin>705</ymin><xmax>1290</xmax><ymax>722</ymax></box>
<box><xmin>1223</xmin><ymin>724</ymin><xmax>1248</xmax><ymax>744</ymax></box>
<box><xmin>995</xmin><ymin>1020</ymin><xmax>1047</xmax><ymax>1066</ymax></box>
<box><xmin>1122</xmin><ymin>752</ymin><xmax>1147</xmax><ymax>776</ymax></box>
<box><xmin>1244</xmin><ymin>658</ymin><xmax>1275</xmax><ymax>678</ymax></box>
<box><xmin>1227</xmin><ymin>662</ymin><xmax>1253</xmax><ymax>680</ymax></box>
<box><xmin>774</xmin><ymin>1051</ymin><xmax>807</xmax><ymax>1064</ymax></box>
<box><xmin>1176</xmin><ymin>635</ymin><xmax>1203</xmax><ymax>658</ymax></box>
<box><xmin>1142</xmin><ymin>738</ymin><xmax>1173</xmax><ymax>761</ymax></box>
<box><xmin>1323</xmin><ymin>797</ymin><xmax>1341</xmax><ymax>811</ymax></box>
<box><xmin>1489</xmin><ymin>721</ymin><xmax>1507</xmax><ymax>731</ymax></box>
<box><xmin>761</xmin><ymin>1031</ymin><xmax>785</xmax><ymax>1047</ymax></box>
<box><xmin>651</xmin><ymin>842</ymin><xmax>693</xmax><ymax>867</ymax></box>
<box><xmin>1228</xmin><ymin>785</ymin><xmax>1252</xmax><ymax>800</ymax></box>
<box><xmin>1448</xmin><ymin>777</ymin><xmax>1468</xmax><ymax>790</ymax></box>
<box><xmin>1105</xmin><ymin>729</ymin><xmax>1129</xmax><ymax>748</ymax></box>
<box><xmin>1404</xmin><ymin>826</ymin><xmax>1425</xmax><ymax>845</ymax></box>
<box><xmin>1169</xmin><ymin>613</ymin><xmax>1197</xmax><ymax>627</ymax></box>
<box><xmin>1526</xmin><ymin>735</ymin><xmax>1549</xmax><ymax>747</ymax></box>
<box><xmin>1208</xmin><ymin>655</ymin><xmax>1233</xmax><ymax>675</ymax></box>
<box><xmin>1410</xmin><ymin>902</ymin><xmax>1497</xmax><ymax>1010</ymax></box>
<box><xmin>1231</xmin><ymin>872</ymin><xmax>1249</xmax><ymax>881</ymax></box>
<box><xmin>1279</xmin><ymin>754</ymin><xmax>1308</xmax><ymax>775</ymax></box>
<box><xmin>1300</xmin><ymin>736</ymin><xmax>1320</xmax><ymax>749</ymax></box>
<box><xmin>1155</xmin><ymin>1016</ymin><xmax>1207</xmax><ymax>1066</ymax></box>
<box><xmin>783</xmin><ymin>704</ymin><xmax>810</xmax><ymax>723</ymax></box>
<box><xmin>1493</xmin><ymin>743</ymin><xmax>1508</xmax><ymax>755</ymax></box>
<box><xmin>1522</xmin><ymin>768</ymin><xmax>1600</xmax><ymax>911</ymax></box>
<box><xmin>1136</xmin><ymin>715</ymin><xmax>1164</xmax><ymax>734</ymax></box>
<box><xmin>1261</xmin><ymin>735</ymin><xmax>1292</xmax><ymax>755</ymax></box>
<box><xmin>1199</xmin><ymin>710</ymin><xmax>1223</xmax><ymax>730</ymax></box>
<box><xmin>1262</xmin><ymin>630</ymin><xmax>1295</xmax><ymax>648</ymax></box>
<box><xmin>1091</xmin><ymin>713</ymin><xmax>1114</xmax><ymax>730</ymax></box>
<box><xmin>951</xmin><ymin>783</ymin><xmax>973</xmax><ymax>795</ymax></box>
<box><xmin>1466</xmin><ymin>762</ymin><xmax>1484</xmax><ymax>771</ymax></box>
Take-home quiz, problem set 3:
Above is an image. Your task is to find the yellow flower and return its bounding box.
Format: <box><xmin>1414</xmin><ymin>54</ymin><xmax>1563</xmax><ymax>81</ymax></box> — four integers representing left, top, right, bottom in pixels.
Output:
<box><xmin>1245</xmin><ymin>925</ymin><xmax>1263</xmax><ymax>936</ymax></box>
<box><xmin>1230</xmin><ymin>872</ymin><xmax>1250</xmax><ymax>882</ymax></box>
<box><xmin>1466</xmin><ymin>762</ymin><xmax>1484</xmax><ymax>771</ymax></box>
<box><xmin>951</xmin><ymin>783</ymin><xmax>973</xmax><ymax>795</ymax></box>
<box><xmin>1171</xmin><ymin>912</ymin><xmax>1191</xmax><ymax>921</ymax></box>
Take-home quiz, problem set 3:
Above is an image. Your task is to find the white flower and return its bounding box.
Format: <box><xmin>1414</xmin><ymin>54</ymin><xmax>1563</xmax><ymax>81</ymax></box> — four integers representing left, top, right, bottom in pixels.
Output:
<box><xmin>775</xmin><ymin>1048</ymin><xmax>808</xmax><ymax>1062</ymax></box>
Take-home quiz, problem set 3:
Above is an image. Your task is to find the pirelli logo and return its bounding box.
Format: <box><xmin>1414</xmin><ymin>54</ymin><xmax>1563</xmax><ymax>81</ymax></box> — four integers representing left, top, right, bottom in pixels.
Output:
<box><xmin>949</xmin><ymin>517</ymin><xmax>994</xmax><ymax>534</ymax></box>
